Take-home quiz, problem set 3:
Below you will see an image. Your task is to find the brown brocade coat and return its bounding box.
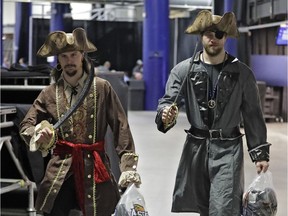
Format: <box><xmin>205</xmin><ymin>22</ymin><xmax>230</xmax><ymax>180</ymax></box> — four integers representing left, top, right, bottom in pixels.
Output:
<box><xmin>20</xmin><ymin>76</ymin><xmax>137</xmax><ymax>215</ymax></box>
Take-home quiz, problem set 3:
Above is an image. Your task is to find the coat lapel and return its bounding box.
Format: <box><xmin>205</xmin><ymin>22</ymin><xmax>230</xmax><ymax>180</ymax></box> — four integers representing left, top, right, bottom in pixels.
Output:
<box><xmin>214</xmin><ymin>68</ymin><xmax>239</xmax><ymax>122</ymax></box>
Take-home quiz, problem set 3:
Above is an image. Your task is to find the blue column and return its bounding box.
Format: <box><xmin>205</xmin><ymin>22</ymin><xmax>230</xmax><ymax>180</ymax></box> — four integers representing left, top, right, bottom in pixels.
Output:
<box><xmin>143</xmin><ymin>0</ymin><xmax>169</xmax><ymax>110</ymax></box>
<box><xmin>14</xmin><ymin>2</ymin><xmax>32</xmax><ymax>64</ymax></box>
<box><xmin>50</xmin><ymin>3</ymin><xmax>70</xmax><ymax>32</ymax></box>
<box><xmin>0</xmin><ymin>0</ymin><xmax>3</xmax><ymax>66</ymax></box>
<box><xmin>50</xmin><ymin>3</ymin><xmax>70</xmax><ymax>66</ymax></box>
<box><xmin>224</xmin><ymin>0</ymin><xmax>237</xmax><ymax>56</ymax></box>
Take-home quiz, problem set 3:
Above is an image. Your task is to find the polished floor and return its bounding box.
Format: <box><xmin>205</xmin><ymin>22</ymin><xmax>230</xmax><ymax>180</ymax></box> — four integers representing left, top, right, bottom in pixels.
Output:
<box><xmin>1</xmin><ymin>111</ymin><xmax>287</xmax><ymax>216</ymax></box>
<box><xmin>127</xmin><ymin>111</ymin><xmax>288</xmax><ymax>216</ymax></box>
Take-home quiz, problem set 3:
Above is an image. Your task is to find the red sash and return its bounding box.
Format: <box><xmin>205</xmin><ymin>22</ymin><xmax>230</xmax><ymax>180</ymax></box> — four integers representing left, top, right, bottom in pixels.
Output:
<box><xmin>53</xmin><ymin>140</ymin><xmax>110</xmax><ymax>215</ymax></box>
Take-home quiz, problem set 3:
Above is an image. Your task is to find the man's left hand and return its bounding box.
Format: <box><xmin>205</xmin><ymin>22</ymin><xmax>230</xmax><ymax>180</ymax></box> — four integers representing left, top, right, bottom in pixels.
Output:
<box><xmin>118</xmin><ymin>171</ymin><xmax>141</xmax><ymax>188</ymax></box>
<box><xmin>255</xmin><ymin>160</ymin><xmax>269</xmax><ymax>174</ymax></box>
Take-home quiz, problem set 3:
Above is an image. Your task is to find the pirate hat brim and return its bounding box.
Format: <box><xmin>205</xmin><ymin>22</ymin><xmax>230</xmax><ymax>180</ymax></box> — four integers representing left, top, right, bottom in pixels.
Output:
<box><xmin>37</xmin><ymin>28</ymin><xmax>97</xmax><ymax>57</ymax></box>
<box><xmin>185</xmin><ymin>10</ymin><xmax>239</xmax><ymax>38</ymax></box>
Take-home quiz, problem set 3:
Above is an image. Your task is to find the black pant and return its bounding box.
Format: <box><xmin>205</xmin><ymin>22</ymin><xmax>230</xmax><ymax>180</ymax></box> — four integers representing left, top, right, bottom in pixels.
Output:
<box><xmin>44</xmin><ymin>176</ymin><xmax>81</xmax><ymax>216</ymax></box>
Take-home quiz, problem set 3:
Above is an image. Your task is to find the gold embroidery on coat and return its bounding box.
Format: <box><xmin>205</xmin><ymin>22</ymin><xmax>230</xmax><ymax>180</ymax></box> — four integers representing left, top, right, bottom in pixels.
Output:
<box><xmin>56</xmin><ymin>84</ymin><xmax>65</xmax><ymax>138</ymax></box>
<box><xmin>54</xmin><ymin>78</ymin><xmax>98</xmax><ymax>215</ymax></box>
<box><xmin>92</xmin><ymin>78</ymin><xmax>97</xmax><ymax>215</ymax></box>
<box><xmin>40</xmin><ymin>156</ymin><xmax>68</xmax><ymax>211</ymax></box>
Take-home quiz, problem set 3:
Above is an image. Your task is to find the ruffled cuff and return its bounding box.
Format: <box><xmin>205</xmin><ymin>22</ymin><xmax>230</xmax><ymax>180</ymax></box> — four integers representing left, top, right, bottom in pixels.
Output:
<box><xmin>119</xmin><ymin>152</ymin><xmax>139</xmax><ymax>172</ymax></box>
<box><xmin>248</xmin><ymin>143</ymin><xmax>271</xmax><ymax>162</ymax></box>
<box><xmin>22</xmin><ymin>120</ymin><xmax>57</xmax><ymax>157</ymax></box>
<box><xmin>20</xmin><ymin>126</ymin><xmax>35</xmax><ymax>146</ymax></box>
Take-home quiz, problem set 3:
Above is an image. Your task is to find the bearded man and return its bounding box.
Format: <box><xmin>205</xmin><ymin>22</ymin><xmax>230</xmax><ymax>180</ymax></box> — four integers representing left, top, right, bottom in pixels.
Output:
<box><xmin>20</xmin><ymin>28</ymin><xmax>141</xmax><ymax>216</ymax></box>
<box><xmin>155</xmin><ymin>10</ymin><xmax>271</xmax><ymax>216</ymax></box>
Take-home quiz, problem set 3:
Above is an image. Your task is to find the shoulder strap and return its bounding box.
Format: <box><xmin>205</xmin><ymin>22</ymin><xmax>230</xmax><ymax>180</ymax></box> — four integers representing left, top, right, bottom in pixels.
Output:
<box><xmin>53</xmin><ymin>60</ymin><xmax>95</xmax><ymax>129</ymax></box>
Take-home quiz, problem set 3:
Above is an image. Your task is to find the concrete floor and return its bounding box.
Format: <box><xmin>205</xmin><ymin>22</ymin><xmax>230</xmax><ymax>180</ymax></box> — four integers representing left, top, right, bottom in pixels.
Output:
<box><xmin>127</xmin><ymin>111</ymin><xmax>288</xmax><ymax>216</ymax></box>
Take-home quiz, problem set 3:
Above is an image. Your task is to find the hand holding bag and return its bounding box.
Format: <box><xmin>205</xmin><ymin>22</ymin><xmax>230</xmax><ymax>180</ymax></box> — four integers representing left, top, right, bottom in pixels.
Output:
<box><xmin>242</xmin><ymin>170</ymin><xmax>277</xmax><ymax>216</ymax></box>
<box><xmin>115</xmin><ymin>183</ymin><xmax>149</xmax><ymax>216</ymax></box>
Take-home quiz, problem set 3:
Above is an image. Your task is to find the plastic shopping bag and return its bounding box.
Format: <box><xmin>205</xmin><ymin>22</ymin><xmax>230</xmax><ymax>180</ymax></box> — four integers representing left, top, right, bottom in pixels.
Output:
<box><xmin>115</xmin><ymin>183</ymin><xmax>149</xmax><ymax>216</ymax></box>
<box><xmin>242</xmin><ymin>170</ymin><xmax>277</xmax><ymax>216</ymax></box>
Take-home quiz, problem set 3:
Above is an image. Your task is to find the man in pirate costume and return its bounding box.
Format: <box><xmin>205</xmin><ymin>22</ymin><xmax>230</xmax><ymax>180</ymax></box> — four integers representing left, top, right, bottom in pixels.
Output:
<box><xmin>155</xmin><ymin>10</ymin><xmax>271</xmax><ymax>216</ymax></box>
<box><xmin>20</xmin><ymin>28</ymin><xmax>141</xmax><ymax>216</ymax></box>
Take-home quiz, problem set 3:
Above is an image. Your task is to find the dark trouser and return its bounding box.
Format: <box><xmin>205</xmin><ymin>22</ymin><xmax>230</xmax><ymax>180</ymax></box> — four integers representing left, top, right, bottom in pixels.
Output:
<box><xmin>44</xmin><ymin>176</ymin><xmax>81</xmax><ymax>216</ymax></box>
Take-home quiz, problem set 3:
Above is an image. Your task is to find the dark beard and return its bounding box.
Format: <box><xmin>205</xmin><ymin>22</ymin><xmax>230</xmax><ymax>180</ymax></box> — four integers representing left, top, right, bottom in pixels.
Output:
<box><xmin>65</xmin><ymin>69</ymin><xmax>77</xmax><ymax>77</ymax></box>
<box><xmin>203</xmin><ymin>44</ymin><xmax>222</xmax><ymax>57</ymax></box>
<box><xmin>64</xmin><ymin>65</ymin><xmax>77</xmax><ymax>77</ymax></box>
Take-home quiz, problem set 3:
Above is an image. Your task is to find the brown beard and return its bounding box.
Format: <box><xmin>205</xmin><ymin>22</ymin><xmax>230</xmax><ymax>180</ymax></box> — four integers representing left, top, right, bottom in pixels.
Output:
<box><xmin>203</xmin><ymin>44</ymin><xmax>222</xmax><ymax>57</ymax></box>
<box><xmin>65</xmin><ymin>70</ymin><xmax>77</xmax><ymax>77</ymax></box>
<box><xmin>64</xmin><ymin>65</ymin><xmax>77</xmax><ymax>77</ymax></box>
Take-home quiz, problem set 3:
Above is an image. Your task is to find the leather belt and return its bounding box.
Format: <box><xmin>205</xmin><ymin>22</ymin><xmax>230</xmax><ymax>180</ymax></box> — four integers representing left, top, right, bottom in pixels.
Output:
<box><xmin>188</xmin><ymin>126</ymin><xmax>240</xmax><ymax>139</ymax></box>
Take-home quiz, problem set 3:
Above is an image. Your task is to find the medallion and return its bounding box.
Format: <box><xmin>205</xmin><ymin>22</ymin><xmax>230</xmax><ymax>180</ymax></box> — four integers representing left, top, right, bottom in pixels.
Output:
<box><xmin>208</xmin><ymin>99</ymin><xmax>216</xmax><ymax>109</ymax></box>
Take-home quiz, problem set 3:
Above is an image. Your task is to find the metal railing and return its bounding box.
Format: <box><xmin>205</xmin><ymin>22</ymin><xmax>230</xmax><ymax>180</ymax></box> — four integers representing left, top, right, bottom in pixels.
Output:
<box><xmin>0</xmin><ymin>107</ymin><xmax>36</xmax><ymax>215</ymax></box>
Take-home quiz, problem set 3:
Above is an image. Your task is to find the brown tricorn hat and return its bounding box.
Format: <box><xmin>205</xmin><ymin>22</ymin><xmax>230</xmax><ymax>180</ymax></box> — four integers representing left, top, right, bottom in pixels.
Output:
<box><xmin>185</xmin><ymin>10</ymin><xmax>239</xmax><ymax>38</ymax></box>
<box><xmin>37</xmin><ymin>27</ymin><xmax>97</xmax><ymax>57</ymax></box>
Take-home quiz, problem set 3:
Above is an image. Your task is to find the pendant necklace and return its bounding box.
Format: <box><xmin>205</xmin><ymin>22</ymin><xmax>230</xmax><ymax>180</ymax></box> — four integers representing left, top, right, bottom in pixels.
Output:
<box><xmin>202</xmin><ymin>53</ymin><xmax>227</xmax><ymax>109</ymax></box>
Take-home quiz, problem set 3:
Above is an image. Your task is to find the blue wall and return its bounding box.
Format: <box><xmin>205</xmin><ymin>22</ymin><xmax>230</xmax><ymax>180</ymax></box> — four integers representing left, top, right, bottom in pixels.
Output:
<box><xmin>251</xmin><ymin>55</ymin><xmax>288</xmax><ymax>87</ymax></box>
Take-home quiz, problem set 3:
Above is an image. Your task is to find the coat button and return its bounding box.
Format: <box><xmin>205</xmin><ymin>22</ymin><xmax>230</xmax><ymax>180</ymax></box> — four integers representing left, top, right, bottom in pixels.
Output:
<box><xmin>53</xmin><ymin>189</ymin><xmax>57</xmax><ymax>193</ymax></box>
<box><xmin>87</xmin><ymin>154</ymin><xmax>91</xmax><ymax>158</ymax></box>
<box><xmin>88</xmin><ymin>135</ymin><xmax>92</xmax><ymax>139</ymax></box>
<box><xmin>87</xmin><ymin>194</ymin><xmax>91</xmax><ymax>199</ymax></box>
<box><xmin>90</xmin><ymin>114</ymin><xmax>94</xmax><ymax>118</ymax></box>
<box><xmin>88</xmin><ymin>174</ymin><xmax>92</xmax><ymax>178</ymax></box>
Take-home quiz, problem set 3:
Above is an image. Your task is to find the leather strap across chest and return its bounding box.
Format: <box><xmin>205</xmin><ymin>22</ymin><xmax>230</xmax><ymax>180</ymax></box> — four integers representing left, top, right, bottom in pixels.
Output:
<box><xmin>53</xmin><ymin>61</ymin><xmax>94</xmax><ymax>130</ymax></box>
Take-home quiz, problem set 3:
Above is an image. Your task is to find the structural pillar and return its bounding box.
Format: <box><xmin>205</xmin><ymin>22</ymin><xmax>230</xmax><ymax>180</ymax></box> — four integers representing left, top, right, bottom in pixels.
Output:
<box><xmin>143</xmin><ymin>0</ymin><xmax>169</xmax><ymax>110</ymax></box>
<box><xmin>224</xmin><ymin>0</ymin><xmax>237</xmax><ymax>56</ymax></box>
<box><xmin>0</xmin><ymin>0</ymin><xmax>3</xmax><ymax>66</ymax></box>
<box><xmin>49</xmin><ymin>3</ymin><xmax>71</xmax><ymax>66</ymax></box>
<box><xmin>14</xmin><ymin>2</ymin><xmax>32</xmax><ymax>64</ymax></box>
<box><xmin>50</xmin><ymin>3</ymin><xmax>71</xmax><ymax>32</ymax></box>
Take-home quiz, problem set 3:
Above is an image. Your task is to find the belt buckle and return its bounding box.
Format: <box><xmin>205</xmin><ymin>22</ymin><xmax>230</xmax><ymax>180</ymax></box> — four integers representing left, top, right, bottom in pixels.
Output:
<box><xmin>209</xmin><ymin>129</ymin><xmax>222</xmax><ymax>139</ymax></box>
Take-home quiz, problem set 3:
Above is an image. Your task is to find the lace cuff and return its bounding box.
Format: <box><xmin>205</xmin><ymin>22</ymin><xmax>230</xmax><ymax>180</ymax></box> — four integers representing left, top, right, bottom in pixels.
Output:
<box><xmin>119</xmin><ymin>152</ymin><xmax>139</xmax><ymax>172</ymax></box>
<box><xmin>29</xmin><ymin>120</ymin><xmax>56</xmax><ymax>157</ymax></box>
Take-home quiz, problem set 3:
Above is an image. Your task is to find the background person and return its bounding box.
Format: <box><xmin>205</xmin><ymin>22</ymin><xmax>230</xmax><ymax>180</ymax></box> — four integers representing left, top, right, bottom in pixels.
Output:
<box><xmin>95</xmin><ymin>60</ymin><xmax>111</xmax><ymax>73</ymax></box>
<box><xmin>132</xmin><ymin>59</ymin><xmax>143</xmax><ymax>80</ymax></box>
<box><xmin>2</xmin><ymin>56</ymin><xmax>11</xmax><ymax>69</ymax></box>
<box><xmin>18</xmin><ymin>57</ymin><xmax>28</xmax><ymax>67</ymax></box>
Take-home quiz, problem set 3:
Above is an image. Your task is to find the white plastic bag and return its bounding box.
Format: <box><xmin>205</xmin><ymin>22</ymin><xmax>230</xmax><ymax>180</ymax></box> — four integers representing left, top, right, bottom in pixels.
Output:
<box><xmin>115</xmin><ymin>184</ymin><xmax>149</xmax><ymax>216</ymax></box>
<box><xmin>242</xmin><ymin>170</ymin><xmax>277</xmax><ymax>216</ymax></box>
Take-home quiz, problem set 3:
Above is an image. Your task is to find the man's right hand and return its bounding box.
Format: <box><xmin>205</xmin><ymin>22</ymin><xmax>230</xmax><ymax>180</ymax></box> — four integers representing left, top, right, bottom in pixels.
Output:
<box><xmin>162</xmin><ymin>104</ymin><xmax>178</xmax><ymax>125</ymax></box>
<box><xmin>36</xmin><ymin>127</ymin><xmax>54</xmax><ymax>146</ymax></box>
<box><xmin>30</xmin><ymin>120</ymin><xmax>56</xmax><ymax>156</ymax></box>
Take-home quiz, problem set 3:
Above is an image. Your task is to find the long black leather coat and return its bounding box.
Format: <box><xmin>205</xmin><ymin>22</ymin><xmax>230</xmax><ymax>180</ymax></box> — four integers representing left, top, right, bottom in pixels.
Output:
<box><xmin>155</xmin><ymin>52</ymin><xmax>270</xmax><ymax>215</ymax></box>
